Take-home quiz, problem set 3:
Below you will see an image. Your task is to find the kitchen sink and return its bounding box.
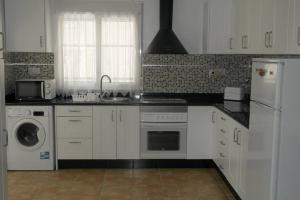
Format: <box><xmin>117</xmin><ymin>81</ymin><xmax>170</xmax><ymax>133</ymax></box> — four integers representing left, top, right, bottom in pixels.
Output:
<box><xmin>101</xmin><ymin>97</ymin><xmax>130</xmax><ymax>102</ymax></box>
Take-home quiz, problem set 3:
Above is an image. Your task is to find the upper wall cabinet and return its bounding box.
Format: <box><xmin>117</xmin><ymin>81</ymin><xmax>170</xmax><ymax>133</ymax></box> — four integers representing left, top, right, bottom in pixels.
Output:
<box><xmin>259</xmin><ymin>0</ymin><xmax>289</xmax><ymax>53</ymax></box>
<box><xmin>5</xmin><ymin>0</ymin><xmax>52</xmax><ymax>52</ymax></box>
<box><xmin>205</xmin><ymin>0</ymin><xmax>291</xmax><ymax>54</ymax></box>
<box><xmin>204</xmin><ymin>0</ymin><xmax>234</xmax><ymax>54</ymax></box>
<box><xmin>287</xmin><ymin>0</ymin><xmax>300</xmax><ymax>54</ymax></box>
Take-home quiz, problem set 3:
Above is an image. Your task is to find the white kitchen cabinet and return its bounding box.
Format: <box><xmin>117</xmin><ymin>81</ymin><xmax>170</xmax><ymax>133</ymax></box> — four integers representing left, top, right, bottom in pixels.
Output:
<box><xmin>205</xmin><ymin>0</ymin><xmax>233</xmax><ymax>54</ymax></box>
<box><xmin>287</xmin><ymin>0</ymin><xmax>300</xmax><ymax>53</ymax></box>
<box><xmin>213</xmin><ymin>109</ymin><xmax>233</xmax><ymax>178</ymax></box>
<box><xmin>213</xmin><ymin>109</ymin><xmax>249</xmax><ymax>199</ymax></box>
<box><xmin>57</xmin><ymin>139</ymin><xmax>93</xmax><ymax>160</ymax></box>
<box><xmin>55</xmin><ymin>106</ymin><xmax>93</xmax><ymax>160</ymax></box>
<box><xmin>259</xmin><ymin>0</ymin><xmax>289</xmax><ymax>53</ymax></box>
<box><xmin>5</xmin><ymin>0</ymin><xmax>52</xmax><ymax>52</ymax></box>
<box><xmin>235</xmin><ymin>0</ymin><xmax>261</xmax><ymax>53</ymax></box>
<box><xmin>187</xmin><ymin>106</ymin><xmax>213</xmax><ymax>159</ymax></box>
<box><xmin>116</xmin><ymin>106</ymin><xmax>140</xmax><ymax>159</ymax></box>
<box><xmin>93</xmin><ymin>106</ymin><xmax>117</xmax><ymax>159</ymax></box>
<box><xmin>93</xmin><ymin>106</ymin><xmax>140</xmax><ymax>160</ymax></box>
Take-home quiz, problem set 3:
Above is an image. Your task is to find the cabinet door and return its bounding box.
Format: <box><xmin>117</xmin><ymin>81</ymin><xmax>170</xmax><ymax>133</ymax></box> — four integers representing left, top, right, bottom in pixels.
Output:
<box><xmin>235</xmin><ymin>0</ymin><xmax>248</xmax><ymax>52</ymax></box>
<box><xmin>237</xmin><ymin>125</ymin><xmax>249</xmax><ymax>200</ymax></box>
<box><xmin>116</xmin><ymin>106</ymin><xmax>140</xmax><ymax>159</ymax></box>
<box><xmin>287</xmin><ymin>0</ymin><xmax>300</xmax><ymax>53</ymax></box>
<box><xmin>259</xmin><ymin>0</ymin><xmax>275</xmax><ymax>52</ymax></box>
<box><xmin>245</xmin><ymin>0</ymin><xmax>261</xmax><ymax>53</ymax></box>
<box><xmin>5</xmin><ymin>0</ymin><xmax>45</xmax><ymax>52</ymax></box>
<box><xmin>271</xmin><ymin>0</ymin><xmax>289</xmax><ymax>53</ymax></box>
<box><xmin>228</xmin><ymin>126</ymin><xmax>240</xmax><ymax>193</ymax></box>
<box><xmin>212</xmin><ymin>109</ymin><xmax>219</xmax><ymax>164</ymax></box>
<box><xmin>206</xmin><ymin>0</ymin><xmax>233</xmax><ymax>54</ymax></box>
<box><xmin>93</xmin><ymin>106</ymin><xmax>117</xmax><ymax>159</ymax></box>
<box><xmin>187</xmin><ymin>106</ymin><xmax>213</xmax><ymax>159</ymax></box>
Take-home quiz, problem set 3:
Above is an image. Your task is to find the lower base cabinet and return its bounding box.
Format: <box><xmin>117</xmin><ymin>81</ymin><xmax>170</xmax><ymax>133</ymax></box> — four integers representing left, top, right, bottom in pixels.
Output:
<box><xmin>93</xmin><ymin>106</ymin><xmax>140</xmax><ymax>160</ymax></box>
<box><xmin>57</xmin><ymin>139</ymin><xmax>93</xmax><ymax>159</ymax></box>
<box><xmin>212</xmin><ymin>109</ymin><xmax>249</xmax><ymax>199</ymax></box>
<box><xmin>187</xmin><ymin>106</ymin><xmax>214</xmax><ymax>159</ymax></box>
<box><xmin>56</xmin><ymin>105</ymin><xmax>140</xmax><ymax>160</ymax></box>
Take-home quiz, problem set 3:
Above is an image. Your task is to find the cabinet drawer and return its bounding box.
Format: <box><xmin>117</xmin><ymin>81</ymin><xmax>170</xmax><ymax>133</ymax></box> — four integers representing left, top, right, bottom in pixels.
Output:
<box><xmin>217</xmin><ymin>155</ymin><xmax>229</xmax><ymax>176</ymax></box>
<box><xmin>57</xmin><ymin>117</ymin><xmax>92</xmax><ymax>138</ymax></box>
<box><xmin>217</xmin><ymin>134</ymin><xmax>229</xmax><ymax>148</ymax></box>
<box><xmin>57</xmin><ymin>139</ymin><xmax>92</xmax><ymax>159</ymax></box>
<box><xmin>217</xmin><ymin>123</ymin><xmax>230</xmax><ymax>138</ymax></box>
<box><xmin>216</xmin><ymin>140</ymin><xmax>229</xmax><ymax>176</ymax></box>
<box><xmin>56</xmin><ymin>106</ymin><xmax>92</xmax><ymax>117</ymax></box>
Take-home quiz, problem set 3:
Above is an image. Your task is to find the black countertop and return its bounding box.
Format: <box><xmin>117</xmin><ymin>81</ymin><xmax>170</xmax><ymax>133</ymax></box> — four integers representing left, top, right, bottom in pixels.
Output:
<box><xmin>6</xmin><ymin>93</ymin><xmax>249</xmax><ymax>128</ymax></box>
<box><xmin>215</xmin><ymin>101</ymin><xmax>250</xmax><ymax>128</ymax></box>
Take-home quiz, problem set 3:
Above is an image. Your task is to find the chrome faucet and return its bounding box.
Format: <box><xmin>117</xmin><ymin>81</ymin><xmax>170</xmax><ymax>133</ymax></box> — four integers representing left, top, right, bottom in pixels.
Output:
<box><xmin>100</xmin><ymin>75</ymin><xmax>112</xmax><ymax>99</ymax></box>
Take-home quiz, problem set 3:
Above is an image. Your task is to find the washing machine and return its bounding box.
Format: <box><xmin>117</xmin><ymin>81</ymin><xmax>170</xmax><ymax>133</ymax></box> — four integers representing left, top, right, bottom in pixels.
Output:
<box><xmin>6</xmin><ymin>106</ymin><xmax>54</xmax><ymax>170</ymax></box>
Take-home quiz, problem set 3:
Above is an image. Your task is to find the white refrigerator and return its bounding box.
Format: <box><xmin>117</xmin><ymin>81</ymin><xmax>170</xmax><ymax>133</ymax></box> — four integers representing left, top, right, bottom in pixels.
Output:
<box><xmin>247</xmin><ymin>58</ymin><xmax>300</xmax><ymax>200</ymax></box>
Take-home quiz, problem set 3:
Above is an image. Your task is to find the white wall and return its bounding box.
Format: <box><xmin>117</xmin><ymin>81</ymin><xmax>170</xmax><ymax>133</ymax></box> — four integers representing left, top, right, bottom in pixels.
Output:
<box><xmin>143</xmin><ymin>0</ymin><xmax>204</xmax><ymax>54</ymax></box>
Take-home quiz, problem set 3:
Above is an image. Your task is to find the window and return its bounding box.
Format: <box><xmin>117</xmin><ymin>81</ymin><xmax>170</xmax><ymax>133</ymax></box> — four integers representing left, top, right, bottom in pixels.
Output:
<box><xmin>57</xmin><ymin>11</ymin><xmax>140</xmax><ymax>94</ymax></box>
<box><xmin>101</xmin><ymin>16</ymin><xmax>137</xmax><ymax>83</ymax></box>
<box><xmin>62</xmin><ymin>13</ymin><xmax>97</xmax><ymax>88</ymax></box>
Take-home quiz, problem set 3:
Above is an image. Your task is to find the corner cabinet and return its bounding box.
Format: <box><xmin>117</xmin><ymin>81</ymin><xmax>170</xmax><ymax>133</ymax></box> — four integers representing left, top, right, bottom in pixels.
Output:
<box><xmin>187</xmin><ymin>106</ymin><xmax>213</xmax><ymax>159</ymax></box>
<box><xmin>5</xmin><ymin>0</ymin><xmax>52</xmax><ymax>52</ymax></box>
<box><xmin>212</xmin><ymin>109</ymin><xmax>249</xmax><ymax>199</ymax></box>
<box><xmin>92</xmin><ymin>106</ymin><xmax>140</xmax><ymax>160</ymax></box>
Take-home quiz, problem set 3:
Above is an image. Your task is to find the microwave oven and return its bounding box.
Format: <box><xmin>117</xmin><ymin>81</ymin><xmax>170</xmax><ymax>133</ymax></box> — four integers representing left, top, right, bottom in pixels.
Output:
<box><xmin>15</xmin><ymin>79</ymin><xmax>56</xmax><ymax>100</ymax></box>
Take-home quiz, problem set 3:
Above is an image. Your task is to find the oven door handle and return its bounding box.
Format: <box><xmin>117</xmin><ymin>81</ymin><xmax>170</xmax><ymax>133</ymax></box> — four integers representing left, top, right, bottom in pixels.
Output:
<box><xmin>141</xmin><ymin>122</ymin><xmax>187</xmax><ymax>129</ymax></box>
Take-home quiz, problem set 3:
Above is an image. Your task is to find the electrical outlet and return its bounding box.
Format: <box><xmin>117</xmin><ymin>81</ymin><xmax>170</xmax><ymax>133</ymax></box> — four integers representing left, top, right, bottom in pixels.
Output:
<box><xmin>28</xmin><ymin>67</ymin><xmax>41</xmax><ymax>76</ymax></box>
<box><xmin>209</xmin><ymin>69</ymin><xmax>225</xmax><ymax>78</ymax></box>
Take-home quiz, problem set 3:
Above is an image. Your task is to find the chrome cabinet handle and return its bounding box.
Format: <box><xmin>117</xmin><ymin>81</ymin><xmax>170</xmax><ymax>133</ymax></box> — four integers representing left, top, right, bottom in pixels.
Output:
<box><xmin>220</xmin><ymin>129</ymin><xmax>226</xmax><ymax>134</ymax></box>
<box><xmin>265</xmin><ymin>32</ymin><xmax>268</xmax><ymax>48</ymax></box>
<box><xmin>237</xmin><ymin>130</ymin><xmax>241</xmax><ymax>146</ymax></box>
<box><xmin>119</xmin><ymin>110</ymin><xmax>122</xmax><ymax>122</ymax></box>
<box><xmin>219</xmin><ymin>153</ymin><xmax>225</xmax><ymax>158</ymax></box>
<box><xmin>69</xmin><ymin>110</ymin><xmax>81</xmax><ymax>113</ymax></box>
<box><xmin>0</xmin><ymin>32</ymin><xmax>4</xmax><ymax>51</ymax></box>
<box><xmin>212</xmin><ymin>111</ymin><xmax>216</xmax><ymax>123</ymax></box>
<box><xmin>242</xmin><ymin>36</ymin><xmax>245</xmax><ymax>49</ymax></box>
<box><xmin>111</xmin><ymin>110</ymin><xmax>115</xmax><ymax>122</ymax></box>
<box><xmin>298</xmin><ymin>27</ymin><xmax>300</xmax><ymax>46</ymax></box>
<box><xmin>229</xmin><ymin>37</ymin><xmax>233</xmax><ymax>50</ymax></box>
<box><xmin>68</xmin><ymin>120</ymin><xmax>81</xmax><ymax>122</ymax></box>
<box><xmin>220</xmin><ymin>141</ymin><xmax>226</xmax><ymax>146</ymax></box>
<box><xmin>40</xmin><ymin>36</ymin><xmax>43</xmax><ymax>48</ymax></box>
<box><xmin>244</xmin><ymin>35</ymin><xmax>248</xmax><ymax>49</ymax></box>
<box><xmin>233</xmin><ymin>128</ymin><xmax>238</xmax><ymax>143</ymax></box>
<box><xmin>269</xmin><ymin>31</ymin><xmax>273</xmax><ymax>48</ymax></box>
<box><xmin>69</xmin><ymin>141</ymin><xmax>82</xmax><ymax>144</ymax></box>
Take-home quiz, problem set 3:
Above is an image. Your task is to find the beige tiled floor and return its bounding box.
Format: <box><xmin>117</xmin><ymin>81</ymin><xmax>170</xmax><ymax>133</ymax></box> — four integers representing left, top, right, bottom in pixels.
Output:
<box><xmin>8</xmin><ymin>168</ymin><xmax>235</xmax><ymax>200</ymax></box>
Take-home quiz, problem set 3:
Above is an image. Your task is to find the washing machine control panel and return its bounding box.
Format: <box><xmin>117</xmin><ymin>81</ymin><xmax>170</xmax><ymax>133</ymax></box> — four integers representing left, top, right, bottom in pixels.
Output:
<box><xmin>7</xmin><ymin>108</ymin><xmax>48</xmax><ymax>117</ymax></box>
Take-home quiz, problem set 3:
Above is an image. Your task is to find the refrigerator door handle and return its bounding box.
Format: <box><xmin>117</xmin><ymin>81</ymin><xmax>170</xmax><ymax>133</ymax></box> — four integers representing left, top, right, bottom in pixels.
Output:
<box><xmin>251</xmin><ymin>100</ymin><xmax>278</xmax><ymax>111</ymax></box>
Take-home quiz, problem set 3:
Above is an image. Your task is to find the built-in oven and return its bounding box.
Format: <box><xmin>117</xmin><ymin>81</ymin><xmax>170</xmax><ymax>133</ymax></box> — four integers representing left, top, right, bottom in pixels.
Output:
<box><xmin>140</xmin><ymin>105</ymin><xmax>188</xmax><ymax>159</ymax></box>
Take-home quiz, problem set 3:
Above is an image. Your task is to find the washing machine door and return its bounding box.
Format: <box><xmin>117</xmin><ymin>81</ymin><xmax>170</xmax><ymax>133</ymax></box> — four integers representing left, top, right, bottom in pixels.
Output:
<box><xmin>13</xmin><ymin>119</ymin><xmax>46</xmax><ymax>152</ymax></box>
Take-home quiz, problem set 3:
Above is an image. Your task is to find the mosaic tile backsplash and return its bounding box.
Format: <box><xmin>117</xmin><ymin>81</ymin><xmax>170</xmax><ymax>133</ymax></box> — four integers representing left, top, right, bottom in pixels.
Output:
<box><xmin>4</xmin><ymin>52</ymin><xmax>54</xmax><ymax>95</ymax></box>
<box><xmin>143</xmin><ymin>54</ymin><xmax>253</xmax><ymax>94</ymax></box>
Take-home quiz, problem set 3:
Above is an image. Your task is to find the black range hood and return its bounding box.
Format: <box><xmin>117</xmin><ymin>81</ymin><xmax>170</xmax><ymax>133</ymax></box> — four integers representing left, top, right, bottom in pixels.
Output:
<box><xmin>145</xmin><ymin>0</ymin><xmax>188</xmax><ymax>54</ymax></box>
